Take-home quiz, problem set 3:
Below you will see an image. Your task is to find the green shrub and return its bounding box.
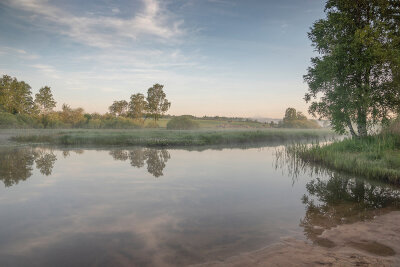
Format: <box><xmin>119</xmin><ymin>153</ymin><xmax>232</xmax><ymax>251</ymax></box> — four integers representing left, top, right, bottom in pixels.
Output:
<box><xmin>16</xmin><ymin>113</ymin><xmax>35</xmax><ymax>126</ymax></box>
<box><xmin>167</xmin><ymin>116</ymin><xmax>200</xmax><ymax>130</ymax></box>
<box><xmin>46</xmin><ymin>119</ymin><xmax>66</xmax><ymax>128</ymax></box>
<box><xmin>87</xmin><ymin>119</ymin><xmax>102</xmax><ymax>129</ymax></box>
<box><xmin>101</xmin><ymin>117</ymin><xmax>142</xmax><ymax>129</ymax></box>
<box><xmin>0</xmin><ymin>112</ymin><xmax>19</xmax><ymax>127</ymax></box>
<box><xmin>145</xmin><ymin>121</ymin><xmax>159</xmax><ymax>128</ymax></box>
<box><xmin>0</xmin><ymin>112</ymin><xmax>46</xmax><ymax>128</ymax></box>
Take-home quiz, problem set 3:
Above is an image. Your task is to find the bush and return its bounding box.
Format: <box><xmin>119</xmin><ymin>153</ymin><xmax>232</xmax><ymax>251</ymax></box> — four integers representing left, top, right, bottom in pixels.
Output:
<box><xmin>16</xmin><ymin>113</ymin><xmax>38</xmax><ymax>127</ymax></box>
<box><xmin>145</xmin><ymin>121</ymin><xmax>159</xmax><ymax>128</ymax></box>
<box><xmin>0</xmin><ymin>112</ymin><xmax>42</xmax><ymax>128</ymax></box>
<box><xmin>167</xmin><ymin>116</ymin><xmax>200</xmax><ymax>130</ymax></box>
<box><xmin>101</xmin><ymin>117</ymin><xmax>142</xmax><ymax>129</ymax></box>
<box><xmin>43</xmin><ymin>113</ymin><xmax>66</xmax><ymax>128</ymax></box>
<box><xmin>87</xmin><ymin>119</ymin><xmax>102</xmax><ymax>129</ymax></box>
<box><xmin>0</xmin><ymin>112</ymin><xmax>19</xmax><ymax>127</ymax></box>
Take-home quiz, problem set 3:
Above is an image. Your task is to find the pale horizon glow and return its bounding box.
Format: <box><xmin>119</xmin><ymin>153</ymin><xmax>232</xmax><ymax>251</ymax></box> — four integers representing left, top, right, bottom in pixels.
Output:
<box><xmin>0</xmin><ymin>0</ymin><xmax>325</xmax><ymax>118</ymax></box>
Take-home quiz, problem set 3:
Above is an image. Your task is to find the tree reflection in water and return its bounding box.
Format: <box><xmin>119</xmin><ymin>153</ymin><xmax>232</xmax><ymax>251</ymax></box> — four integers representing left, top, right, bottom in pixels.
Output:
<box><xmin>0</xmin><ymin>147</ymin><xmax>57</xmax><ymax>187</ymax></box>
<box><xmin>275</xmin><ymin>145</ymin><xmax>400</xmax><ymax>246</ymax></box>
<box><xmin>35</xmin><ymin>150</ymin><xmax>57</xmax><ymax>176</ymax></box>
<box><xmin>0</xmin><ymin>147</ymin><xmax>171</xmax><ymax>187</ymax></box>
<box><xmin>302</xmin><ymin>174</ymin><xmax>400</xmax><ymax>246</ymax></box>
<box><xmin>109</xmin><ymin>148</ymin><xmax>170</xmax><ymax>177</ymax></box>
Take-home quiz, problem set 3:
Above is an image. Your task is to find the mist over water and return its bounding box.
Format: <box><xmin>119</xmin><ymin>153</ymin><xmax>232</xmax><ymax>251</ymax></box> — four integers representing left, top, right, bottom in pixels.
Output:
<box><xmin>0</xmin><ymin>145</ymin><xmax>399</xmax><ymax>266</ymax></box>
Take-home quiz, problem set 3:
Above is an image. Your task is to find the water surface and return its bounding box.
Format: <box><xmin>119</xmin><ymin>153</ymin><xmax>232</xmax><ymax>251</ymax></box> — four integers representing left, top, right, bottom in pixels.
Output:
<box><xmin>0</xmin><ymin>145</ymin><xmax>399</xmax><ymax>266</ymax></box>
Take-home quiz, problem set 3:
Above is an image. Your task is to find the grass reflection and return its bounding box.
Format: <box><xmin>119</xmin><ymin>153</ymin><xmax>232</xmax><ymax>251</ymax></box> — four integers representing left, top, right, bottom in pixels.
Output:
<box><xmin>275</xmin><ymin>145</ymin><xmax>400</xmax><ymax>245</ymax></box>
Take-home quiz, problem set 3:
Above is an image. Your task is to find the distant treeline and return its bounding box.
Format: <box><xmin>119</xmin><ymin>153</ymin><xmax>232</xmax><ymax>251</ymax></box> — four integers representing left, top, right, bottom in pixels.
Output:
<box><xmin>0</xmin><ymin>75</ymin><xmax>171</xmax><ymax>129</ymax></box>
<box><xmin>0</xmin><ymin>74</ymin><xmax>321</xmax><ymax>129</ymax></box>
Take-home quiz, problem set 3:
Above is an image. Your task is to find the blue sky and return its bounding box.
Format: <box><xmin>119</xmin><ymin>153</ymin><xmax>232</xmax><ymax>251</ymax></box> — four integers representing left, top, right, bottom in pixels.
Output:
<box><xmin>0</xmin><ymin>0</ymin><xmax>325</xmax><ymax>118</ymax></box>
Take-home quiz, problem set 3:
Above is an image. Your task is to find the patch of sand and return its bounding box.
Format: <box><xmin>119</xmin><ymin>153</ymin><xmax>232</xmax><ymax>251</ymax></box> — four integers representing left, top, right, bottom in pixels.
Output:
<box><xmin>195</xmin><ymin>211</ymin><xmax>400</xmax><ymax>266</ymax></box>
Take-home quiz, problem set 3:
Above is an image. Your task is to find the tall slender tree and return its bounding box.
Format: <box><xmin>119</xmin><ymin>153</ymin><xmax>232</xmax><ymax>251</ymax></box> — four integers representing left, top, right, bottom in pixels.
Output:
<box><xmin>35</xmin><ymin>86</ymin><xmax>56</xmax><ymax>114</ymax></box>
<box><xmin>128</xmin><ymin>93</ymin><xmax>147</xmax><ymax>122</ymax></box>
<box><xmin>146</xmin><ymin>84</ymin><xmax>171</xmax><ymax>122</ymax></box>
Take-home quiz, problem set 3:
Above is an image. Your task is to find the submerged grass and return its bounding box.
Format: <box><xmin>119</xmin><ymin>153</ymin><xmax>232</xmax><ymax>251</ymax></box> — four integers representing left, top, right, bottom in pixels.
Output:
<box><xmin>9</xmin><ymin>128</ymin><xmax>333</xmax><ymax>147</ymax></box>
<box><xmin>288</xmin><ymin>134</ymin><xmax>400</xmax><ymax>184</ymax></box>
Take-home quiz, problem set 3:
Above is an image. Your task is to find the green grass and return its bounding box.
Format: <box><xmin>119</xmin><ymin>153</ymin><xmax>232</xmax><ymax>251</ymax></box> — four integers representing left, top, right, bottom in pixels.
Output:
<box><xmin>9</xmin><ymin>128</ymin><xmax>333</xmax><ymax>147</ymax></box>
<box><xmin>288</xmin><ymin>134</ymin><xmax>400</xmax><ymax>184</ymax></box>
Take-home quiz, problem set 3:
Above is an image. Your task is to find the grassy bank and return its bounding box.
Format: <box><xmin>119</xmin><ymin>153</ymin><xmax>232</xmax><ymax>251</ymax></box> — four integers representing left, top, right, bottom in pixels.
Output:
<box><xmin>0</xmin><ymin>112</ymin><xmax>272</xmax><ymax>129</ymax></box>
<box><xmin>288</xmin><ymin>134</ymin><xmax>400</xmax><ymax>184</ymax></box>
<box><xmin>9</xmin><ymin>128</ymin><xmax>333</xmax><ymax>147</ymax></box>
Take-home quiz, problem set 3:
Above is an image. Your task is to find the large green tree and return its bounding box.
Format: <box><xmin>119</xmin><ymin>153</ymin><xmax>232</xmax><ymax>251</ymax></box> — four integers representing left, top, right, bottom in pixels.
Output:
<box><xmin>128</xmin><ymin>93</ymin><xmax>147</xmax><ymax>122</ymax></box>
<box><xmin>304</xmin><ymin>0</ymin><xmax>400</xmax><ymax>137</ymax></box>
<box><xmin>146</xmin><ymin>84</ymin><xmax>171</xmax><ymax>122</ymax></box>
<box><xmin>35</xmin><ymin>86</ymin><xmax>56</xmax><ymax>114</ymax></box>
<box><xmin>283</xmin><ymin>107</ymin><xmax>298</xmax><ymax>122</ymax></box>
<box><xmin>108</xmin><ymin>100</ymin><xmax>128</xmax><ymax>117</ymax></box>
<box><xmin>0</xmin><ymin>75</ymin><xmax>35</xmax><ymax>114</ymax></box>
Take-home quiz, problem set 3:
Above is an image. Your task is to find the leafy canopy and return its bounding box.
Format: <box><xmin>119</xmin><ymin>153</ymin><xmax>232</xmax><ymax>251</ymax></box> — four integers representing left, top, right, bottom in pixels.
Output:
<box><xmin>0</xmin><ymin>75</ymin><xmax>36</xmax><ymax>115</ymax></box>
<box><xmin>146</xmin><ymin>84</ymin><xmax>171</xmax><ymax>122</ymax></box>
<box><xmin>304</xmin><ymin>0</ymin><xmax>400</xmax><ymax>136</ymax></box>
<box><xmin>108</xmin><ymin>100</ymin><xmax>128</xmax><ymax>117</ymax></box>
<box><xmin>128</xmin><ymin>93</ymin><xmax>147</xmax><ymax>121</ymax></box>
<box><xmin>35</xmin><ymin>86</ymin><xmax>56</xmax><ymax>114</ymax></box>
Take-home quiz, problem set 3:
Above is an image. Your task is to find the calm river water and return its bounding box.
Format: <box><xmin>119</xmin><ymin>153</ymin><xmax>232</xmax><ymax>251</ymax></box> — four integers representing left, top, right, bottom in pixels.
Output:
<box><xmin>0</xmin><ymin>145</ymin><xmax>399</xmax><ymax>266</ymax></box>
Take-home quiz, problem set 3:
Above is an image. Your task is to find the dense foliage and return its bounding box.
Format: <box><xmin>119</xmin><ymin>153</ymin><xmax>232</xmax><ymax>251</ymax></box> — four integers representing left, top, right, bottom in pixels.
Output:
<box><xmin>0</xmin><ymin>75</ymin><xmax>169</xmax><ymax>129</ymax></box>
<box><xmin>0</xmin><ymin>75</ymin><xmax>36</xmax><ymax>115</ymax></box>
<box><xmin>146</xmin><ymin>84</ymin><xmax>171</xmax><ymax>122</ymax></box>
<box><xmin>109</xmin><ymin>83</ymin><xmax>171</xmax><ymax>125</ymax></box>
<box><xmin>304</xmin><ymin>0</ymin><xmax>400</xmax><ymax>137</ymax></box>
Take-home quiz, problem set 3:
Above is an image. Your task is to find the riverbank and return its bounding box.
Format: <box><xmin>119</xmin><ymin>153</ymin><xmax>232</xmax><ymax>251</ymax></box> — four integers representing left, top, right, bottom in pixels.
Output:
<box><xmin>7</xmin><ymin>128</ymin><xmax>333</xmax><ymax>147</ymax></box>
<box><xmin>288</xmin><ymin>134</ymin><xmax>400</xmax><ymax>184</ymax></box>
<box><xmin>197</xmin><ymin>211</ymin><xmax>400</xmax><ymax>266</ymax></box>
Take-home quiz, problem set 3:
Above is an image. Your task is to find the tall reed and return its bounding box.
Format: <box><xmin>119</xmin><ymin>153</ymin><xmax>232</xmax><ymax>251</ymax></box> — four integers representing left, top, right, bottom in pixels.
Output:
<box><xmin>287</xmin><ymin>134</ymin><xmax>400</xmax><ymax>184</ymax></box>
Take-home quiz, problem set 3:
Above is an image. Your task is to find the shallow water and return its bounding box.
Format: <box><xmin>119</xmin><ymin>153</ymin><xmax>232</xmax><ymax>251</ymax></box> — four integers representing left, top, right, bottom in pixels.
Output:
<box><xmin>0</xmin><ymin>145</ymin><xmax>399</xmax><ymax>266</ymax></box>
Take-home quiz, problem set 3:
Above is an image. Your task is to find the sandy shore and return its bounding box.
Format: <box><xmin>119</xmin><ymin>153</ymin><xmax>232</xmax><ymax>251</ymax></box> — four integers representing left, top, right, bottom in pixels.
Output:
<box><xmin>195</xmin><ymin>211</ymin><xmax>400</xmax><ymax>266</ymax></box>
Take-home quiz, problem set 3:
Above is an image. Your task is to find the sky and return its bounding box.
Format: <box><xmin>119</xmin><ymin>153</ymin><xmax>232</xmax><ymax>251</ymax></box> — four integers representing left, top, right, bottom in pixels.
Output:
<box><xmin>0</xmin><ymin>0</ymin><xmax>325</xmax><ymax>118</ymax></box>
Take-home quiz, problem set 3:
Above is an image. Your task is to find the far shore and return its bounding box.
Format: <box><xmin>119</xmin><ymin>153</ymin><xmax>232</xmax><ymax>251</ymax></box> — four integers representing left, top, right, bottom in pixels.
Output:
<box><xmin>2</xmin><ymin>128</ymin><xmax>334</xmax><ymax>147</ymax></box>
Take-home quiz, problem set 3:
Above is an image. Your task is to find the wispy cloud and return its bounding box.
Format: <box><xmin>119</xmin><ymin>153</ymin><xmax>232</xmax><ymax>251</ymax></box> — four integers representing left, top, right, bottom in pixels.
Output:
<box><xmin>0</xmin><ymin>46</ymin><xmax>39</xmax><ymax>59</ymax></box>
<box><xmin>111</xmin><ymin>8</ymin><xmax>120</xmax><ymax>15</ymax></box>
<box><xmin>4</xmin><ymin>0</ymin><xmax>184</xmax><ymax>48</ymax></box>
<box><xmin>31</xmin><ymin>64</ymin><xmax>60</xmax><ymax>79</ymax></box>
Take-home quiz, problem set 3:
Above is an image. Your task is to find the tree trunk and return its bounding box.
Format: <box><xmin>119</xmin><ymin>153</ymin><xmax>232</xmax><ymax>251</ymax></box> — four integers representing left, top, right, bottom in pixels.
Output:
<box><xmin>357</xmin><ymin>123</ymin><xmax>368</xmax><ymax>137</ymax></box>
<box><xmin>357</xmin><ymin>109</ymin><xmax>368</xmax><ymax>137</ymax></box>
<box><xmin>347</xmin><ymin>119</ymin><xmax>358</xmax><ymax>138</ymax></box>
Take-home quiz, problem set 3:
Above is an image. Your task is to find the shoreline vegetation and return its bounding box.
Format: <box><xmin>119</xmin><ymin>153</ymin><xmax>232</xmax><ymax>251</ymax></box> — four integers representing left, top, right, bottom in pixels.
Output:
<box><xmin>0</xmin><ymin>75</ymin><xmax>322</xmax><ymax>130</ymax></box>
<box><xmin>8</xmin><ymin>128</ymin><xmax>334</xmax><ymax>147</ymax></box>
<box><xmin>287</xmin><ymin>128</ymin><xmax>400</xmax><ymax>184</ymax></box>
